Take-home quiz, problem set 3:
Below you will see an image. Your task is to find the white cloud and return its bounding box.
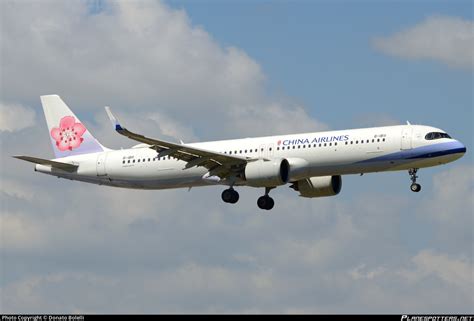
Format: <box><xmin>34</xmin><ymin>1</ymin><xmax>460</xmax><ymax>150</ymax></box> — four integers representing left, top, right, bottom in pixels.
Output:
<box><xmin>0</xmin><ymin>179</ymin><xmax>36</xmax><ymax>201</ymax></box>
<box><xmin>146</xmin><ymin>111</ymin><xmax>198</xmax><ymax>142</ymax></box>
<box><xmin>424</xmin><ymin>164</ymin><xmax>474</xmax><ymax>222</ymax></box>
<box><xmin>1</xmin><ymin>0</ymin><xmax>325</xmax><ymax>141</ymax></box>
<box><xmin>0</xmin><ymin>102</ymin><xmax>36</xmax><ymax>132</ymax></box>
<box><xmin>350</xmin><ymin>264</ymin><xmax>386</xmax><ymax>280</ymax></box>
<box><xmin>409</xmin><ymin>250</ymin><xmax>473</xmax><ymax>290</ymax></box>
<box><xmin>414</xmin><ymin>164</ymin><xmax>474</xmax><ymax>255</ymax></box>
<box><xmin>0</xmin><ymin>212</ymin><xmax>45</xmax><ymax>250</ymax></box>
<box><xmin>372</xmin><ymin>15</ymin><xmax>474</xmax><ymax>69</ymax></box>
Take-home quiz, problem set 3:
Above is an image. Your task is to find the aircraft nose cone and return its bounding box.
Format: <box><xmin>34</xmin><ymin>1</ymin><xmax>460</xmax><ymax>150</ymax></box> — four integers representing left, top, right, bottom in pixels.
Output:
<box><xmin>454</xmin><ymin>140</ymin><xmax>466</xmax><ymax>155</ymax></box>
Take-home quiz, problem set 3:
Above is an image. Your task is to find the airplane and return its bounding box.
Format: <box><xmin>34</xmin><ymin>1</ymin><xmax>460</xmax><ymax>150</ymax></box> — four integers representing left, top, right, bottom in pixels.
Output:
<box><xmin>14</xmin><ymin>95</ymin><xmax>466</xmax><ymax>210</ymax></box>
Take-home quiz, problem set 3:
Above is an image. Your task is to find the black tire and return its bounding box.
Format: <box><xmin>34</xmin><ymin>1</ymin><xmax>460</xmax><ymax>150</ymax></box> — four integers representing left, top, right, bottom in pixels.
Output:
<box><xmin>221</xmin><ymin>189</ymin><xmax>233</xmax><ymax>203</ymax></box>
<box><xmin>257</xmin><ymin>196</ymin><xmax>274</xmax><ymax>210</ymax></box>
<box><xmin>266</xmin><ymin>197</ymin><xmax>274</xmax><ymax>210</ymax></box>
<box><xmin>257</xmin><ymin>196</ymin><xmax>268</xmax><ymax>209</ymax></box>
<box><xmin>229</xmin><ymin>190</ymin><xmax>239</xmax><ymax>204</ymax></box>
<box><xmin>410</xmin><ymin>183</ymin><xmax>421</xmax><ymax>192</ymax></box>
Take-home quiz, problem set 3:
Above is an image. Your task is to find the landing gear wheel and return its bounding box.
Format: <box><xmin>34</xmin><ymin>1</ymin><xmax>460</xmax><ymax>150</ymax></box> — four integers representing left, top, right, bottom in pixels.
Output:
<box><xmin>257</xmin><ymin>196</ymin><xmax>274</xmax><ymax>210</ymax></box>
<box><xmin>221</xmin><ymin>188</ymin><xmax>239</xmax><ymax>204</ymax></box>
<box><xmin>408</xmin><ymin>168</ymin><xmax>421</xmax><ymax>193</ymax></box>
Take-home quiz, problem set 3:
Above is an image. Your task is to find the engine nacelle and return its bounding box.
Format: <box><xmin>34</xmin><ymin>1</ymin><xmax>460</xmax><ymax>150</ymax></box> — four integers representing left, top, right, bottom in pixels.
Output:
<box><xmin>244</xmin><ymin>159</ymin><xmax>290</xmax><ymax>187</ymax></box>
<box><xmin>286</xmin><ymin>157</ymin><xmax>310</xmax><ymax>181</ymax></box>
<box><xmin>291</xmin><ymin>175</ymin><xmax>342</xmax><ymax>198</ymax></box>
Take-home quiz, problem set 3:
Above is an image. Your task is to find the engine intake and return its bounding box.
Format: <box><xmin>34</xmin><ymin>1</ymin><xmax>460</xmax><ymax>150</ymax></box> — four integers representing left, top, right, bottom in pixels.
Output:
<box><xmin>244</xmin><ymin>159</ymin><xmax>290</xmax><ymax>187</ymax></box>
<box><xmin>290</xmin><ymin>175</ymin><xmax>342</xmax><ymax>198</ymax></box>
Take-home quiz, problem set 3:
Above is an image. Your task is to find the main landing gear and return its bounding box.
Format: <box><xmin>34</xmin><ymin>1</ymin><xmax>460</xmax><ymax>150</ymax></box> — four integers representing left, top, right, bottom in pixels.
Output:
<box><xmin>221</xmin><ymin>187</ymin><xmax>276</xmax><ymax>210</ymax></box>
<box><xmin>221</xmin><ymin>188</ymin><xmax>239</xmax><ymax>204</ymax></box>
<box><xmin>409</xmin><ymin>168</ymin><xmax>421</xmax><ymax>192</ymax></box>
<box><xmin>257</xmin><ymin>187</ymin><xmax>275</xmax><ymax>210</ymax></box>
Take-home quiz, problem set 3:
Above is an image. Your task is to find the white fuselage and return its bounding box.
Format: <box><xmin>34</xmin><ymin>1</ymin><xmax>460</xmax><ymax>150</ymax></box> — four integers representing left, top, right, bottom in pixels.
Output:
<box><xmin>34</xmin><ymin>124</ymin><xmax>466</xmax><ymax>190</ymax></box>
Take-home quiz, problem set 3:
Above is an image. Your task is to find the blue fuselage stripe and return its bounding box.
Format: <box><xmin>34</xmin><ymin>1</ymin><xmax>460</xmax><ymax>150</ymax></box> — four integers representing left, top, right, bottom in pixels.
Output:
<box><xmin>357</xmin><ymin>141</ymin><xmax>466</xmax><ymax>164</ymax></box>
<box><xmin>407</xmin><ymin>147</ymin><xmax>466</xmax><ymax>159</ymax></box>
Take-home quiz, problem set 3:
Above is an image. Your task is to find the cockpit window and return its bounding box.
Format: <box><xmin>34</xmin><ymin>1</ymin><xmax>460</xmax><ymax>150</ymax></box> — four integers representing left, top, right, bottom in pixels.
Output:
<box><xmin>425</xmin><ymin>132</ymin><xmax>451</xmax><ymax>140</ymax></box>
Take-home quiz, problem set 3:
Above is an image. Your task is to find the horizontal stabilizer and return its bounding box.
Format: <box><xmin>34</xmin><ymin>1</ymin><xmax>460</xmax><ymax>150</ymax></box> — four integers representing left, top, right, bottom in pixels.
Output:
<box><xmin>13</xmin><ymin>155</ymin><xmax>78</xmax><ymax>172</ymax></box>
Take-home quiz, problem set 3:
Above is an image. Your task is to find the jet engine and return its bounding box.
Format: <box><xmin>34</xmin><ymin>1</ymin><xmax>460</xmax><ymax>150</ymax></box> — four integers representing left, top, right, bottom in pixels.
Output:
<box><xmin>244</xmin><ymin>159</ymin><xmax>290</xmax><ymax>187</ymax></box>
<box><xmin>290</xmin><ymin>175</ymin><xmax>342</xmax><ymax>198</ymax></box>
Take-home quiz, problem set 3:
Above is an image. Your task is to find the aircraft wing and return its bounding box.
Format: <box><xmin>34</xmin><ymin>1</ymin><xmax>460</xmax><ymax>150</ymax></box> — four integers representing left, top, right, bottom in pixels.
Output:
<box><xmin>13</xmin><ymin>155</ymin><xmax>78</xmax><ymax>172</ymax></box>
<box><xmin>105</xmin><ymin>107</ymin><xmax>248</xmax><ymax>177</ymax></box>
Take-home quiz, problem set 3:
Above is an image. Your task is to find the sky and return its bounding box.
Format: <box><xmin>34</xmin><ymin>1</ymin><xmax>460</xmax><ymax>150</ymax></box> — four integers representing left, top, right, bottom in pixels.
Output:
<box><xmin>0</xmin><ymin>0</ymin><xmax>473</xmax><ymax>314</ymax></box>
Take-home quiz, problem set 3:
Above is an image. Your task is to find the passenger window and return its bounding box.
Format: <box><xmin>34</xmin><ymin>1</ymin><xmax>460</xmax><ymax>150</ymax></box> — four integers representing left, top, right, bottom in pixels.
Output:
<box><xmin>133</xmin><ymin>160</ymin><xmax>135</xmax><ymax>163</ymax></box>
<box><xmin>314</xmin><ymin>144</ymin><xmax>317</xmax><ymax>147</ymax></box>
<box><xmin>383</xmin><ymin>138</ymin><xmax>386</xmax><ymax>142</ymax></box>
<box><xmin>329</xmin><ymin>143</ymin><xmax>332</xmax><ymax>146</ymax></box>
<box><xmin>335</xmin><ymin>142</ymin><xmax>337</xmax><ymax>146</ymax></box>
<box><xmin>372</xmin><ymin>139</ymin><xmax>375</xmax><ymax>143</ymax></box>
<box><xmin>319</xmin><ymin>143</ymin><xmax>322</xmax><ymax>147</ymax></box>
<box><xmin>269</xmin><ymin>148</ymin><xmax>272</xmax><ymax>151</ymax></box>
<box><xmin>377</xmin><ymin>139</ymin><xmax>380</xmax><ymax>142</ymax></box>
<box><xmin>298</xmin><ymin>145</ymin><xmax>301</xmax><ymax>149</ymax></box>
<box><xmin>293</xmin><ymin>146</ymin><xmax>295</xmax><ymax>149</ymax></box>
<box><xmin>366</xmin><ymin>140</ymin><xmax>369</xmax><ymax>143</ymax></box>
<box><xmin>324</xmin><ymin>143</ymin><xmax>327</xmax><ymax>147</ymax></box>
<box><xmin>128</xmin><ymin>160</ymin><xmax>130</xmax><ymax>163</ymax></box>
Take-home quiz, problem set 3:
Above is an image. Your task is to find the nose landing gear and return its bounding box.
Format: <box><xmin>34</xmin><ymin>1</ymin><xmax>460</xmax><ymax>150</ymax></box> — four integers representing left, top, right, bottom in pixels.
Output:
<box><xmin>409</xmin><ymin>168</ymin><xmax>421</xmax><ymax>192</ymax></box>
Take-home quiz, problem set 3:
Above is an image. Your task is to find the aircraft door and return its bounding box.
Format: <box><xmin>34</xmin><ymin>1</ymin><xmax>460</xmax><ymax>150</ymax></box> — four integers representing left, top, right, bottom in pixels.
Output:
<box><xmin>401</xmin><ymin>127</ymin><xmax>413</xmax><ymax>150</ymax></box>
<box><xmin>96</xmin><ymin>152</ymin><xmax>108</xmax><ymax>176</ymax></box>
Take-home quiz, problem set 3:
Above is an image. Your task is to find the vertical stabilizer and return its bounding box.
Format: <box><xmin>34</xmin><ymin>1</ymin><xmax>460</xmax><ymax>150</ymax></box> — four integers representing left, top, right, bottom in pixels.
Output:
<box><xmin>40</xmin><ymin>95</ymin><xmax>105</xmax><ymax>158</ymax></box>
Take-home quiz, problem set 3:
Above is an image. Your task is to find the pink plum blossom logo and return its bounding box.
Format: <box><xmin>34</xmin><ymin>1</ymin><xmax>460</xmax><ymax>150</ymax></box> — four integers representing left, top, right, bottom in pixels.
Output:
<box><xmin>50</xmin><ymin>116</ymin><xmax>86</xmax><ymax>151</ymax></box>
